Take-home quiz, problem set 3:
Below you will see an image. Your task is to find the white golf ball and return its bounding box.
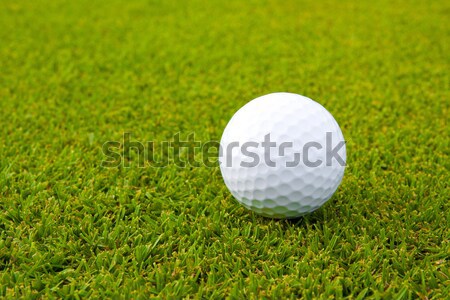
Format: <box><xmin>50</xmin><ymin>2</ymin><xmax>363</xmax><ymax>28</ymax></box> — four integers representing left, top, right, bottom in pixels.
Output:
<box><xmin>219</xmin><ymin>93</ymin><xmax>346</xmax><ymax>219</ymax></box>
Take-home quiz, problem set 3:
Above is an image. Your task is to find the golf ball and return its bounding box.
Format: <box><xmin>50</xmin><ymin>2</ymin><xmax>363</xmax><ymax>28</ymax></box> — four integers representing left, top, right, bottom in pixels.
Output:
<box><xmin>219</xmin><ymin>93</ymin><xmax>346</xmax><ymax>219</ymax></box>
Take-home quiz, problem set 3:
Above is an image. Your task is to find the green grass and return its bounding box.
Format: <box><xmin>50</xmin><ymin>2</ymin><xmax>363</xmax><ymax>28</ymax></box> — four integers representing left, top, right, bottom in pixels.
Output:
<box><xmin>0</xmin><ymin>0</ymin><xmax>449</xmax><ymax>298</ymax></box>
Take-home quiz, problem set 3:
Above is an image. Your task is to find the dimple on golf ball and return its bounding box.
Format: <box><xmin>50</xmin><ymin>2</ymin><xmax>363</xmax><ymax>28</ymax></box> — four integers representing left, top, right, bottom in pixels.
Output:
<box><xmin>219</xmin><ymin>92</ymin><xmax>346</xmax><ymax>219</ymax></box>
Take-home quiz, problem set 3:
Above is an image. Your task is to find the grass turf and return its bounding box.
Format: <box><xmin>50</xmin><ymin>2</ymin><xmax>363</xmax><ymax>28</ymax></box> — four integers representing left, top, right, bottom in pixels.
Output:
<box><xmin>0</xmin><ymin>0</ymin><xmax>449</xmax><ymax>298</ymax></box>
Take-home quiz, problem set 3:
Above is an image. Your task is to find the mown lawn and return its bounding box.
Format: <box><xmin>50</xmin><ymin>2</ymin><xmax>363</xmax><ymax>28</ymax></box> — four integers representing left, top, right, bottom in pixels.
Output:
<box><xmin>0</xmin><ymin>0</ymin><xmax>448</xmax><ymax>298</ymax></box>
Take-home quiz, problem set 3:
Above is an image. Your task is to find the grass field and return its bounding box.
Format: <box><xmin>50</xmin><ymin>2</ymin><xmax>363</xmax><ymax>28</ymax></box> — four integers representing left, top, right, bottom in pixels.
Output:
<box><xmin>0</xmin><ymin>0</ymin><xmax>449</xmax><ymax>298</ymax></box>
